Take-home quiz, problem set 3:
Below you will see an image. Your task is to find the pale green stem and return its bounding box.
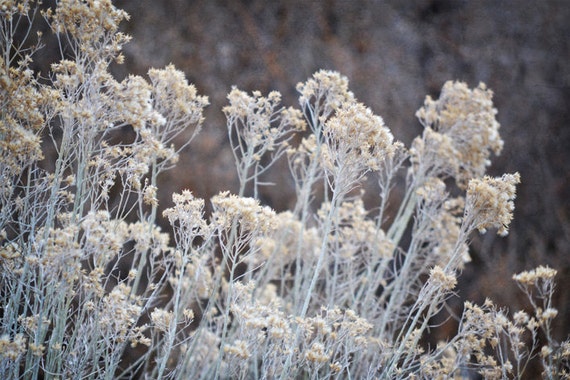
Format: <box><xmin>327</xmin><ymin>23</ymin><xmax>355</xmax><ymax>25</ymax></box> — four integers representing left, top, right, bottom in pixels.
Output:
<box><xmin>131</xmin><ymin>157</ymin><xmax>159</xmax><ymax>297</ymax></box>
<box><xmin>212</xmin><ymin>222</ymin><xmax>241</xmax><ymax>379</ymax></box>
<box><xmin>154</xmin><ymin>247</ymin><xmax>190</xmax><ymax>379</ymax></box>
<box><xmin>382</xmin><ymin>285</ymin><xmax>442</xmax><ymax>378</ymax></box>
<box><xmin>280</xmin><ymin>188</ymin><xmax>341</xmax><ymax>379</ymax></box>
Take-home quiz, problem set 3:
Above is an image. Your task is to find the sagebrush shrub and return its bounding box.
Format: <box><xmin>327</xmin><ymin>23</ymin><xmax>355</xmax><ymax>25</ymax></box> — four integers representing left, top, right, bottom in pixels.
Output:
<box><xmin>1</xmin><ymin>1</ymin><xmax>568</xmax><ymax>379</ymax></box>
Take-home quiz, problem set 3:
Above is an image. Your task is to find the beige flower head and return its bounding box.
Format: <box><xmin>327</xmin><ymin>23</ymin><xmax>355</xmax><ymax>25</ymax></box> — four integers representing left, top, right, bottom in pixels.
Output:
<box><xmin>321</xmin><ymin>102</ymin><xmax>398</xmax><ymax>191</ymax></box>
<box><xmin>296</xmin><ymin>70</ymin><xmax>355</xmax><ymax>127</ymax></box>
<box><xmin>466</xmin><ymin>172</ymin><xmax>520</xmax><ymax>235</ymax></box>
<box><xmin>163</xmin><ymin>190</ymin><xmax>209</xmax><ymax>238</ymax></box>
<box><xmin>512</xmin><ymin>265</ymin><xmax>557</xmax><ymax>286</ymax></box>
<box><xmin>49</xmin><ymin>0</ymin><xmax>129</xmax><ymax>40</ymax></box>
<box><xmin>211</xmin><ymin>191</ymin><xmax>277</xmax><ymax>235</ymax></box>
<box><xmin>415</xmin><ymin>81</ymin><xmax>503</xmax><ymax>187</ymax></box>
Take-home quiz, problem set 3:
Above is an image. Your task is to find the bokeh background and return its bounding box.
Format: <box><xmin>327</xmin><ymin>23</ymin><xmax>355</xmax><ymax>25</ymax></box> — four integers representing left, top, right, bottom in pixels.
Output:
<box><xmin>107</xmin><ymin>0</ymin><xmax>569</xmax><ymax>344</ymax></box>
<box><xmin>21</xmin><ymin>0</ymin><xmax>566</xmax><ymax>363</ymax></box>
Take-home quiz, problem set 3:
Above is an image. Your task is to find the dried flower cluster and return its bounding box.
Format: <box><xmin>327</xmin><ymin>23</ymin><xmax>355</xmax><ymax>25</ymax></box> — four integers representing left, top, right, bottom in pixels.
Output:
<box><xmin>321</xmin><ymin>102</ymin><xmax>398</xmax><ymax>193</ymax></box>
<box><xmin>1</xmin><ymin>1</ymin><xmax>567</xmax><ymax>379</ymax></box>
<box><xmin>224</xmin><ymin>87</ymin><xmax>304</xmax><ymax>196</ymax></box>
<box><xmin>413</xmin><ymin>80</ymin><xmax>503</xmax><ymax>188</ymax></box>
<box><xmin>466</xmin><ymin>172</ymin><xmax>521</xmax><ymax>236</ymax></box>
<box><xmin>296</xmin><ymin>69</ymin><xmax>355</xmax><ymax>127</ymax></box>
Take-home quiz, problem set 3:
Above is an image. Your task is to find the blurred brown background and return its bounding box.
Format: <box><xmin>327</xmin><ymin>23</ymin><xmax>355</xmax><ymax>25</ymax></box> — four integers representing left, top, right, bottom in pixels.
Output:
<box><xmin>109</xmin><ymin>0</ymin><xmax>569</xmax><ymax>341</ymax></box>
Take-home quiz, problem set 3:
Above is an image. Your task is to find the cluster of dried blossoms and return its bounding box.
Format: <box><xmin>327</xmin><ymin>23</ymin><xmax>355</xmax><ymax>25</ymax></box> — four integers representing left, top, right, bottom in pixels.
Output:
<box><xmin>1</xmin><ymin>1</ymin><xmax>568</xmax><ymax>379</ymax></box>
<box><xmin>1</xmin><ymin>1</ymin><xmax>207</xmax><ymax>378</ymax></box>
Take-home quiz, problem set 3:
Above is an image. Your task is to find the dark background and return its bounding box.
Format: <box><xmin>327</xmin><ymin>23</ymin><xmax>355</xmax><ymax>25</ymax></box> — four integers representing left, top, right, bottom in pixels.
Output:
<box><xmin>111</xmin><ymin>0</ymin><xmax>569</xmax><ymax>343</ymax></box>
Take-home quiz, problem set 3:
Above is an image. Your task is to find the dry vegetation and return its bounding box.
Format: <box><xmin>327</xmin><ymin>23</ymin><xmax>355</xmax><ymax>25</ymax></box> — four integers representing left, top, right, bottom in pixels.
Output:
<box><xmin>1</xmin><ymin>1</ymin><xmax>569</xmax><ymax>379</ymax></box>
